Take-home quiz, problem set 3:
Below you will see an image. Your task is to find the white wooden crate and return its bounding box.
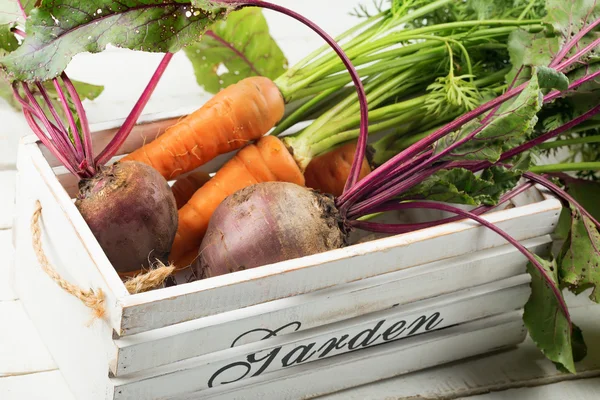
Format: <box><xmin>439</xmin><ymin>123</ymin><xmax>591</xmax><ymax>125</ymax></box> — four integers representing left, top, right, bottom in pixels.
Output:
<box><xmin>13</xmin><ymin>113</ymin><xmax>562</xmax><ymax>400</ymax></box>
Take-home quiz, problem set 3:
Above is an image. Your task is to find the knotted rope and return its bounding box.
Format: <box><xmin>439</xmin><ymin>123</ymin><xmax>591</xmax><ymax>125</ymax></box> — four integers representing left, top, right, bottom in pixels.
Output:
<box><xmin>31</xmin><ymin>201</ymin><xmax>175</xmax><ymax>321</ymax></box>
<box><xmin>31</xmin><ymin>200</ymin><xmax>106</xmax><ymax>320</ymax></box>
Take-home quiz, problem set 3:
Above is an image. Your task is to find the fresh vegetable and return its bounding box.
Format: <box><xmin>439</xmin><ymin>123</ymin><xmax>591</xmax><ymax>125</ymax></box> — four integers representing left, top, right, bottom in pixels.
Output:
<box><xmin>76</xmin><ymin>161</ymin><xmax>178</xmax><ymax>273</ymax></box>
<box><xmin>304</xmin><ymin>141</ymin><xmax>372</xmax><ymax>196</ymax></box>
<box><xmin>122</xmin><ymin>76</ymin><xmax>285</xmax><ymax>180</ymax></box>
<box><xmin>171</xmin><ymin>135</ymin><xmax>305</xmax><ymax>263</ymax></box>
<box><xmin>1</xmin><ymin>3</ymin><xmax>180</xmax><ymax>274</ymax></box>
<box><xmin>195</xmin><ymin>181</ymin><xmax>346</xmax><ymax>278</ymax></box>
<box><xmin>171</xmin><ymin>171</ymin><xmax>212</xmax><ymax>209</ymax></box>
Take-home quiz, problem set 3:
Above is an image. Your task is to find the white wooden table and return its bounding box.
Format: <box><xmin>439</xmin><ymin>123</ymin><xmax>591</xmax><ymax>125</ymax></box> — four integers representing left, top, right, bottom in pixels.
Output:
<box><xmin>1</xmin><ymin>2</ymin><xmax>599</xmax><ymax>398</ymax></box>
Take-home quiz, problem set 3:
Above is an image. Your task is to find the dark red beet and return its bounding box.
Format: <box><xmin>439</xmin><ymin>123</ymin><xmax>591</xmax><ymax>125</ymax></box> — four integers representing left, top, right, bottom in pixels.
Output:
<box><xmin>194</xmin><ymin>182</ymin><xmax>347</xmax><ymax>279</ymax></box>
<box><xmin>75</xmin><ymin>161</ymin><xmax>178</xmax><ymax>273</ymax></box>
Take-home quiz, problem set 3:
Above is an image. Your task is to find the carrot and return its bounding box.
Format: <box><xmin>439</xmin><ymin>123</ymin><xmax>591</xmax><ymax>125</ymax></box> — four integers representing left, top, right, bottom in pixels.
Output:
<box><xmin>304</xmin><ymin>141</ymin><xmax>372</xmax><ymax>196</ymax></box>
<box><xmin>171</xmin><ymin>171</ymin><xmax>212</xmax><ymax>209</ymax></box>
<box><xmin>122</xmin><ymin>76</ymin><xmax>285</xmax><ymax>180</ymax></box>
<box><xmin>169</xmin><ymin>135</ymin><xmax>305</xmax><ymax>265</ymax></box>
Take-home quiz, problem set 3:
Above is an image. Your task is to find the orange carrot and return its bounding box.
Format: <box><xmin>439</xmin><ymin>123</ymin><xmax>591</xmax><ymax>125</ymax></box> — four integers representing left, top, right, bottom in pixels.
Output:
<box><xmin>122</xmin><ymin>76</ymin><xmax>285</xmax><ymax>180</ymax></box>
<box><xmin>171</xmin><ymin>171</ymin><xmax>212</xmax><ymax>209</ymax></box>
<box><xmin>169</xmin><ymin>135</ymin><xmax>305</xmax><ymax>265</ymax></box>
<box><xmin>304</xmin><ymin>141</ymin><xmax>372</xmax><ymax>197</ymax></box>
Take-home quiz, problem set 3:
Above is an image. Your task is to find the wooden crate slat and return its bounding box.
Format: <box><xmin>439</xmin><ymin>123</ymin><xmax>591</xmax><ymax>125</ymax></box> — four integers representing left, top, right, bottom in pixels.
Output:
<box><xmin>320</xmin><ymin>303</ymin><xmax>600</xmax><ymax>400</ymax></box>
<box><xmin>112</xmin><ymin>310</ymin><xmax>527</xmax><ymax>400</ymax></box>
<box><xmin>109</xmin><ymin>277</ymin><xmax>530</xmax><ymax>399</ymax></box>
<box><xmin>198</xmin><ymin>313</ymin><xmax>527</xmax><ymax>400</ymax></box>
<box><xmin>113</xmin><ymin>236</ymin><xmax>550</xmax><ymax>376</ymax></box>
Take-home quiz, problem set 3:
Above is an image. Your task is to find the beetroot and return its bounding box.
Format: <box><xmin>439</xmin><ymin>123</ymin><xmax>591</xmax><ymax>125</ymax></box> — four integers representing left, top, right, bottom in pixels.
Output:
<box><xmin>194</xmin><ymin>182</ymin><xmax>347</xmax><ymax>278</ymax></box>
<box><xmin>75</xmin><ymin>161</ymin><xmax>178</xmax><ymax>273</ymax></box>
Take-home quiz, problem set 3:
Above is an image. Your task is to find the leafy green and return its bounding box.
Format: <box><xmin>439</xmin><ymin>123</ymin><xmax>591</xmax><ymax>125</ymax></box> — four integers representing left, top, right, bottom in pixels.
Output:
<box><xmin>523</xmin><ymin>256</ymin><xmax>583</xmax><ymax>374</ymax></box>
<box><xmin>435</xmin><ymin>72</ymin><xmax>543</xmax><ymax>162</ymax></box>
<box><xmin>558</xmin><ymin>204</ymin><xmax>600</xmax><ymax>302</ymax></box>
<box><xmin>544</xmin><ymin>0</ymin><xmax>599</xmax><ymax>39</ymax></box>
<box><xmin>0</xmin><ymin>0</ymin><xmax>22</xmax><ymax>56</ymax></box>
<box><xmin>0</xmin><ymin>1</ymin><xmax>231</xmax><ymax>82</ymax></box>
<box><xmin>563</xmin><ymin>178</ymin><xmax>600</xmax><ymax>221</ymax></box>
<box><xmin>401</xmin><ymin>166</ymin><xmax>520</xmax><ymax>206</ymax></box>
<box><xmin>425</xmin><ymin>73</ymin><xmax>481</xmax><ymax>116</ymax></box>
<box><xmin>536</xmin><ymin>66</ymin><xmax>569</xmax><ymax>91</ymax></box>
<box><xmin>467</xmin><ymin>0</ymin><xmax>547</xmax><ymax>20</ymax></box>
<box><xmin>183</xmin><ymin>7</ymin><xmax>287</xmax><ymax>94</ymax></box>
<box><xmin>506</xmin><ymin>29</ymin><xmax>561</xmax><ymax>85</ymax></box>
<box><xmin>505</xmin><ymin>0</ymin><xmax>599</xmax><ymax>87</ymax></box>
<box><xmin>0</xmin><ymin>76</ymin><xmax>19</xmax><ymax>108</ymax></box>
<box><xmin>0</xmin><ymin>1</ymin><xmax>105</xmax><ymax>109</ymax></box>
<box><xmin>537</xmin><ymin>62</ymin><xmax>600</xmax><ymax>179</ymax></box>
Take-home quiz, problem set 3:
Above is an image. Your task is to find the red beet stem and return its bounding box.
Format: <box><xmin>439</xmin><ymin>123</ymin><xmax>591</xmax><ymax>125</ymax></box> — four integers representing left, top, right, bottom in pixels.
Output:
<box><xmin>351</xmin><ymin>182</ymin><xmax>533</xmax><ymax>233</ymax></box>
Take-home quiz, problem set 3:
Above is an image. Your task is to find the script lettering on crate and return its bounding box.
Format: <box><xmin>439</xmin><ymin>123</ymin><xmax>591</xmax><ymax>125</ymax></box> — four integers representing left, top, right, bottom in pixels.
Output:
<box><xmin>208</xmin><ymin>311</ymin><xmax>444</xmax><ymax>388</ymax></box>
<box><xmin>230</xmin><ymin>321</ymin><xmax>302</xmax><ymax>347</ymax></box>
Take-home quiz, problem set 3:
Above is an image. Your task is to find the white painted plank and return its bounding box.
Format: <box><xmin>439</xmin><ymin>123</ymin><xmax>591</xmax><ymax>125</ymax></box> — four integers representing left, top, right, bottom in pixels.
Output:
<box><xmin>0</xmin><ymin>301</ymin><xmax>56</xmax><ymax>376</ymax></box>
<box><xmin>113</xmin><ymin>238</ymin><xmax>550</xmax><ymax>376</ymax></box>
<box><xmin>0</xmin><ymin>171</ymin><xmax>16</xmax><ymax>229</ymax></box>
<box><xmin>319</xmin><ymin>304</ymin><xmax>600</xmax><ymax>400</ymax></box>
<box><xmin>0</xmin><ymin>230</ymin><xmax>17</xmax><ymax>301</ymax></box>
<box><xmin>119</xmin><ymin>195</ymin><xmax>561</xmax><ymax>336</ymax></box>
<box><xmin>460</xmin><ymin>377</ymin><xmax>600</xmax><ymax>400</ymax></box>
<box><xmin>183</xmin><ymin>313</ymin><xmax>527</xmax><ymax>400</ymax></box>
<box><xmin>110</xmin><ymin>278</ymin><xmax>530</xmax><ymax>399</ymax></box>
<box><xmin>0</xmin><ymin>370</ymin><xmax>75</xmax><ymax>400</ymax></box>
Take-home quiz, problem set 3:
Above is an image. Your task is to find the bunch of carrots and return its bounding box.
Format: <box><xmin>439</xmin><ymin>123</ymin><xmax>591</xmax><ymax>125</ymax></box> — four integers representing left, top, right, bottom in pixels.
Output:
<box><xmin>123</xmin><ymin>76</ymin><xmax>347</xmax><ymax>267</ymax></box>
<box><xmin>124</xmin><ymin>0</ymin><xmax>540</xmax><ymax>268</ymax></box>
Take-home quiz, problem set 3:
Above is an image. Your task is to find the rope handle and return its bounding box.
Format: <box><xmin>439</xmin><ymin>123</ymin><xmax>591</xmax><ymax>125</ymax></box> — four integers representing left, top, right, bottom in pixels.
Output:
<box><xmin>31</xmin><ymin>201</ymin><xmax>175</xmax><ymax>321</ymax></box>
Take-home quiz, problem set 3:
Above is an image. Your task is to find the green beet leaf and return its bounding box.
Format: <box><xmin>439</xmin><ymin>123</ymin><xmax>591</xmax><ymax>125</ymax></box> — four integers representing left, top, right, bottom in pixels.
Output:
<box><xmin>0</xmin><ymin>0</ymin><xmax>22</xmax><ymax>56</ymax></box>
<box><xmin>524</xmin><ymin>255</ymin><xmax>583</xmax><ymax>374</ymax></box>
<box><xmin>558</xmin><ymin>204</ymin><xmax>600</xmax><ymax>302</ymax></box>
<box><xmin>0</xmin><ymin>0</ymin><xmax>232</xmax><ymax>82</ymax></box>
<box><xmin>505</xmin><ymin>29</ymin><xmax>561</xmax><ymax>86</ymax></box>
<box><xmin>183</xmin><ymin>7</ymin><xmax>287</xmax><ymax>94</ymax></box>
<box><xmin>505</xmin><ymin>0</ymin><xmax>599</xmax><ymax>86</ymax></box>
<box><xmin>400</xmin><ymin>166</ymin><xmax>520</xmax><ymax>206</ymax></box>
<box><xmin>0</xmin><ymin>76</ymin><xmax>20</xmax><ymax>109</ymax></box>
<box><xmin>544</xmin><ymin>0</ymin><xmax>600</xmax><ymax>40</ymax></box>
<box><xmin>435</xmin><ymin>71</ymin><xmax>543</xmax><ymax>162</ymax></box>
<box><xmin>543</xmin><ymin>0</ymin><xmax>600</xmax><ymax>71</ymax></box>
<box><xmin>563</xmin><ymin>178</ymin><xmax>600</xmax><ymax>221</ymax></box>
<box><xmin>536</xmin><ymin>66</ymin><xmax>570</xmax><ymax>92</ymax></box>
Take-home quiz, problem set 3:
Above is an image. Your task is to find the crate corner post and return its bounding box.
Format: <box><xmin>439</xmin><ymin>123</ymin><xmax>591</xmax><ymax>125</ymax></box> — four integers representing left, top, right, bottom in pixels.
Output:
<box><xmin>14</xmin><ymin>139</ymin><xmax>126</xmax><ymax>400</ymax></box>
